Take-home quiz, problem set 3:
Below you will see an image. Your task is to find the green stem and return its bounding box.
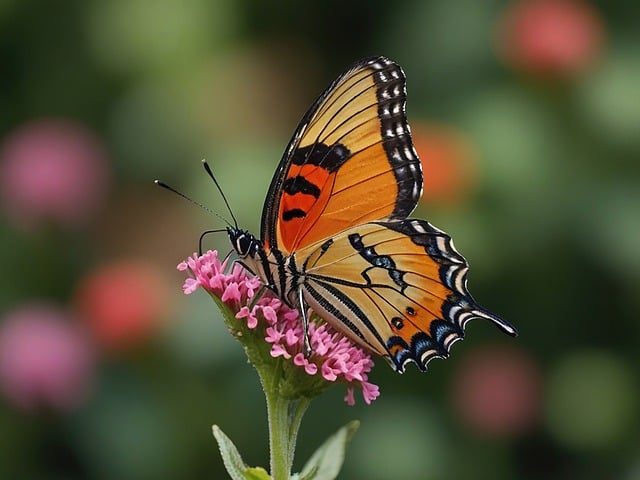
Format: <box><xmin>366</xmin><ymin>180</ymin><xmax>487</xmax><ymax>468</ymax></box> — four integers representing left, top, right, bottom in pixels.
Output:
<box><xmin>213</xmin><ymin>296</ymin><xmax>316</xmax><ymax>479</ymax></box>
<box><xmin>258</xmin><ymin>363</ymin><xmax>311</xmax><ymax>480</ymax></box>
<box><xmin>287</xmin><ymin>397</ymin><xmax>311</xmax><ymax>464</ymax></box>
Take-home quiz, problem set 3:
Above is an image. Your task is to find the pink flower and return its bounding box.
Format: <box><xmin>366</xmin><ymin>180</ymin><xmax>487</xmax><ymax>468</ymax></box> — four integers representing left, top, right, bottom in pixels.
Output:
<box><xmin>0</xmin><ymin>118</ymin><xmax>110</xmax><ymax>230</ymax></box>
<box><xmin>0</xmin><ymin>303</ymin><xmax>95</xmax><ymax>412</ymax></box>
<box><xmin>178</xmin><ymin>250</ymin><xmax>380</xmax><ymax>405</ymax></box>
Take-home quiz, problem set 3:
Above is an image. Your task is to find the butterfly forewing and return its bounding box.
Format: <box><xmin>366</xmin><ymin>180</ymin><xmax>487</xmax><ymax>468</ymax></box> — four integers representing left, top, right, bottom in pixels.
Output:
<box><xmin>261</xmin><ymin>56</ymin><xmax>422</xmax><ymax>254</ymax></box>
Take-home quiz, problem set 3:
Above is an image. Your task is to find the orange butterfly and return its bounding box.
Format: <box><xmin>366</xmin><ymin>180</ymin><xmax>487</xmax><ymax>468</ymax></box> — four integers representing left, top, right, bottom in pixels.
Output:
<box><xmin>228</xmin><ymin>56</ymin><xmax>517</xmax><ymax>372</ymax></box>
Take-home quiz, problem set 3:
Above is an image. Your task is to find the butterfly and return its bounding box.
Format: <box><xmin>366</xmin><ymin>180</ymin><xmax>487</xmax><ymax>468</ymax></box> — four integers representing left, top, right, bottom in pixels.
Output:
<box><xmin>227</xmin><ymin>55</ymin><xmax>517</xmax><ymax>373</ymax></box>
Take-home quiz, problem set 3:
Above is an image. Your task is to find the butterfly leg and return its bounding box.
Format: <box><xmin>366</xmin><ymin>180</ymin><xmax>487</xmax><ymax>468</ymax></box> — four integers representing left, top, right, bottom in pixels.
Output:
<box><xmin>297</xmin><ymin>288</ymin><xmax>312</xmax><ymax>356</ymax></box>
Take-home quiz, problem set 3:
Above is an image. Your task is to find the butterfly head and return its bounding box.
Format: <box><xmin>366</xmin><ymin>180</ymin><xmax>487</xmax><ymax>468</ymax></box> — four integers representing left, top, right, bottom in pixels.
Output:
<box><xmin>227</xmin><ymin>227</ymin><xmax>261</xmax><ymax>258</ymax></box>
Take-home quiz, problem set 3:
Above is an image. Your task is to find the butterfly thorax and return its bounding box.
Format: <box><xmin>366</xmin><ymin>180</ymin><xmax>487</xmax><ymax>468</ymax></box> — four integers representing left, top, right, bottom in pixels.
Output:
<box><xmin>227</xmin><ymin>226</ymin><xmax>302</xmax><ymax>308</ymax></box>
<box><xmin>227</xmin><ymin>227</ymin><xmax>261</xmax><ymax>259</ymax></box>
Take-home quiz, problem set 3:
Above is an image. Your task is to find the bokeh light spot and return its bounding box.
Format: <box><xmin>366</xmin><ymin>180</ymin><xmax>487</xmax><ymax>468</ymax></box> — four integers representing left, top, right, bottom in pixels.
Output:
<box><xmin>0</xmin><ymin>118</ymin><xmax>110</xmax><ymax>230</ymax></box>
<box><xmin>578</xmin><ymin>50</ymin><xmax>640</xmax><ymax>148</ymax></box>
<box><xmin>73</xmin><ymin>261</ymin><xmax>170</xmax><ymax>352</ymax></box>
<box><xmin>86</xmin><ymin>0</ymin><xmax>237</xmax><ymax>76</ymax></box>
<box><xmin>452</xmin><ymin>345</ymin><xmax>542</xmax><ymax>437</ymax></box>
<box><xmin>0</xmin><ymin>303</ymin><xmax>95</xmax><ymax>411</ymax></box>
<box><xmin>347</xmin><ymin>399</ymin><xmax>451</xmax><ymax>479</ymax></box>
<box><xmin>496</xmin><ymin>0</ymin><xmax>605</xmax><ymax>78</ymax></box>
<box><xmin>413</xmin><ymin>122</ymin><xmax>478</xmax><ymax>206</ymax></box>
<box><xmin>545</xmin><ymin>351</ymin><xmax>637</xmax><ymax>450</ymax></box>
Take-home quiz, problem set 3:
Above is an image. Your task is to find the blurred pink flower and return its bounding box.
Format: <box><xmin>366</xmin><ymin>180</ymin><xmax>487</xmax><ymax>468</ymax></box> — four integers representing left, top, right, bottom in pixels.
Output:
<box><xmin>73</xmin><ymin>260</ymin><xmax>170</xmax><ymax>352</ymax></box>
<box><xmin>178</xmin><ymin>250</ymin><xmax>380</xmax><ymax>405</ymax></box>
<box><xmin>0</xmin><ymin>118</ymin><xmax>110</xmax><ymax>229</ymax></box>
<box><xmin>0</xmin><ymin>304</ymin><xmax>95</xmax><ymax>412</ymax></box>
<box><xmin>496</xmin><ymin>0</ymin><xmax>604</xmax><ymax>78</ymax></box>
<box><xmin>451</xmin><ymin>345</ymin><xmax>541</xmax><ymax>437</ymax></box>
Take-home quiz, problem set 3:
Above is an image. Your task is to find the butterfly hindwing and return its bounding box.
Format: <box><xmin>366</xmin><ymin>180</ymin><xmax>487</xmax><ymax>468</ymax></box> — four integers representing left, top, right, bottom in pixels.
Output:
<box><xmin>297</xmin><ymin>220</ymin><xmax>516</xmax><ymax>372</ymax></box>
<box><xmin>261</xmin><ymin>56</ymin><xmax>422</xmax><ymax>254</ymax></box>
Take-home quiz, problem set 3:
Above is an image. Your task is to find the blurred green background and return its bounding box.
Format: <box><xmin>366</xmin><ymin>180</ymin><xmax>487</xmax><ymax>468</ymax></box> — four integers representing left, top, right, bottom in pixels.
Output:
<box><xmin>1</xmin><ymin>0</ymin><xmax>639</xmax><ymax>478</ymax></box>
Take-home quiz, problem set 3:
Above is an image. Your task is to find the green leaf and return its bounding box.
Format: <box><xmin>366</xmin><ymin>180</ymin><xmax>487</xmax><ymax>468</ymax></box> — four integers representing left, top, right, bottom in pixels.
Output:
<box><xmin>212</xmin><ymin>425</ymin><xmax>272</xmax><ymax>480</ymax></box>
<box><xmin>297</xmin><ymin>421</ymin><xmax>360</xmax><ymax>480</ymax></box>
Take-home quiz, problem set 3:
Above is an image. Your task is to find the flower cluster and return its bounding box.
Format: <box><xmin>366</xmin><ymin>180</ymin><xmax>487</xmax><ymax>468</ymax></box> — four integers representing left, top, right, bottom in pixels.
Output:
<box><xmin>178</xmin><ymin>250</ymin><xmax>379</xmax><ymax>405</ymax></box>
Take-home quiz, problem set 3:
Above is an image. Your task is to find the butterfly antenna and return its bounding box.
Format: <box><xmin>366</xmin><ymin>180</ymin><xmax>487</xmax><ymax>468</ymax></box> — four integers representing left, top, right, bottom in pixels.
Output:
<box><xmin>201</xmin><ymin>159</ymin><xmax>239</xmax><ymax>229</ymax></box>
<box><xmin>154</xmin><ymin>179</ymin><xmax>233</xmax><ymax>228</ymax></box>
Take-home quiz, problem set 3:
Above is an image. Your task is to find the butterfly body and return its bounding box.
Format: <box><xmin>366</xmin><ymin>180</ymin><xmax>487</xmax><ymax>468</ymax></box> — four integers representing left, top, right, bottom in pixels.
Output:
<box><xmin>228</xmin><ymin>56</ymin><xmax>516</xmax><ymax>373</ymax></box>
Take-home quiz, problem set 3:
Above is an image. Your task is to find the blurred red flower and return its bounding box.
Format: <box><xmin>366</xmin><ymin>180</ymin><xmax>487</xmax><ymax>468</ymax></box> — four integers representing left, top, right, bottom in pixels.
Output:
<box><xmin>496</xmin><ymin>0</ymin><xmax>604</xmax><ymax>77</ymax></box>
<box><xmin>452</xmin><ymin>345</ymin><xmax>541</xmax><ymax>437</ymax></box>
<box><xmin>73</xmin><ymin>261</ymin><xmax>170</xmax><ymax>352</ymax></box>
<box><xmin>0</xmin><ymin>304</ymin><xmax>95</xmax><ymax>412</ymax></box>
<box><xmin>0</xmin><ymin>118</ymin><xmax>110</xmax><ymax>230</ymax></box>
<box><xmin>412</xmin><ymin>122</ymin><xmax>477</xmax><ymax>206</ymax></box>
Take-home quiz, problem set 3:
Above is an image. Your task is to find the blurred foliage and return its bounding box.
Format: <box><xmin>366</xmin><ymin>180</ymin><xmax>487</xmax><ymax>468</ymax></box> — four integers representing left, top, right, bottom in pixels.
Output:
<box><xmin>1</xmin><ymin>0</ymin><xmax>639</xmax><ymax>479</ymax></box>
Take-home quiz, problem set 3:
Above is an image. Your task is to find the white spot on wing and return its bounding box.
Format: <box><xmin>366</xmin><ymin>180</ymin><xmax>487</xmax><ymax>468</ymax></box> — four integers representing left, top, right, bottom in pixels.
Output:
<box><xmin>411</xmin><ymin>221</ymin><xmax>427</xmax><ymax>234</ymax></box>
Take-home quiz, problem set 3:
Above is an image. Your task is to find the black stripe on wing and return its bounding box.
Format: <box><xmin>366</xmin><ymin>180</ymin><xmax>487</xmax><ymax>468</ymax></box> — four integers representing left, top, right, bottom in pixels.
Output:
<box><xmin>260</xmin><ymin>56</ymin><xmax>423</xmax><ymax>249</ymax></box>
